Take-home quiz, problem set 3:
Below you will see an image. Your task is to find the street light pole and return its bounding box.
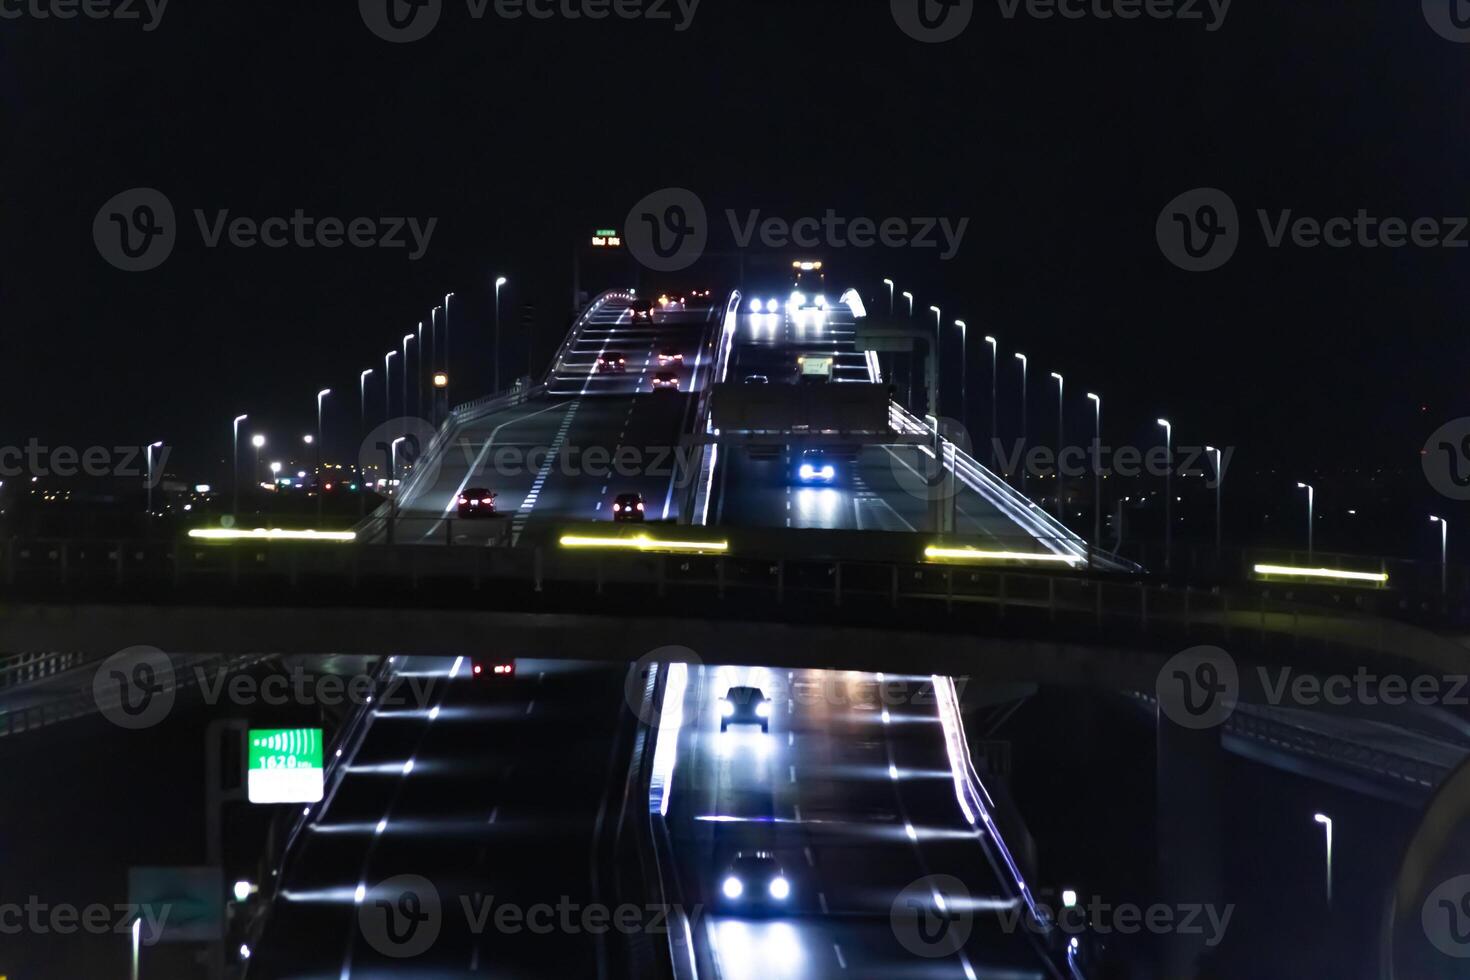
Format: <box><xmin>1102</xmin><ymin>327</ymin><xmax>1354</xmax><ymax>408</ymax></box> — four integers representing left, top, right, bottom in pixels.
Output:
<box><xmin>359</xmin><ymin>369</ymin><xmax>374</xmax><ymax>515</ymax></box>
<box><xmin>1014</xmin><ymin>353</ymin><xmax>1028</xmax><ymax>494</ymax></box>
<box><xmin>495</xmin><ymin>277</ymin><xmax>508</xmax><ymax>391</ymax></box>
<box><xmin>1087</xmin><ymin>393</ymin><xmax>1100</xmax><ymax>567</ymax></box>
<box><xmin>1432</xmin><ymin>515</ymin><xmax>1449</xmax><ymax>595</ymax></box>
<box><xmin>928</xmin><ymin>307</ymin><xmax>941</xmax><ymax>419</ymax></box>
<box><xmin>442</xmin><ymin>294</ymin><xmax>454</xmax><ymax>400</ymax></box>
<box><xmin>316</xmin><ymin>389</ymin><xmax>331</xmax><ymax>525</ymax></box>
<box><xmin>401</xmin><ymin>333</ymin><xmax>415</xmax><ymax>431</ymax></box>
<box><xmin>882</xmin><ymin>278</ymin><xmax>894</xmax><ymax>316</ymax></box>
<box><xmin>1051</xmin><ymin>372</ymin><xmax>1064</xmax><ymax>521</ymax></box>
<box><xmin>985</xmin><ymin>336</ymin><xmax>997</xmax><ymax>470</ymax></box>
<box><xmin>251</xmin><ymin>434</ymin><xmax>265</xmax><ymax>490</ymax></box>
<box><xmin>232</xmin><ymin>414</ymin><xmax>248</xmax><ymax>518</ymax></box>
<box><xmin>416</xmin><ymin>321</ymin><xmax>425</xmax><ymax>420</ymax></box>
<box><xmin>1297</xmin><ymin>482</ymin><xmax>1314</xmax><ymax>560</ymax></box>
<box><xmin>954</xmin><ymin>321</ymin><xmax>967</xmax><ymax>433</ymax></box>
<box><xmin>145</xmin><ymin>440</ymin><xmax>163</xmax><ymax>520</ymax></box>
<box><xmin>1158</xmin><ymin>419</ymin><xmax>1173</xmax><ymax>573</ymax></box>
<box><xmin>389</xmin><ymin>435</ymin><xmax>408</xmax><ymax>544</ymax></box>
<box><xmin>902</xmin><ymin>291</ymin><xmax>914</xmax><ymax>317</ymax></box>
<box><xmin>1313</xmin><ymin>813</ymin><xmax>1333</xmax><ymax>910</ymax></box>
<box><xmin>1207</xmin><ymin>445</ymin><xmax>1223</xmax><ymax>564</ymax></box>
<box><xmin>385</xmin><ymin>350</ymin><xmax>398</xmax><ymax>418</ymax></box>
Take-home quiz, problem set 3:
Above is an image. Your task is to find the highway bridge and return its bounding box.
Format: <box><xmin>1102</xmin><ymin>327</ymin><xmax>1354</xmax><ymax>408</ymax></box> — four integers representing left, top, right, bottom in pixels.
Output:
<box><xmin>2</xmin><ymin>286</ymin><xmax>1468</xmax><ymax>980</ymax></box>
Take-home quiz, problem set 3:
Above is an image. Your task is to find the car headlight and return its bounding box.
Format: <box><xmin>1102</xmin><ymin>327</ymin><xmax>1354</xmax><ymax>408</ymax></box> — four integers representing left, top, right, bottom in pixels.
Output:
<box><xmin>769</xmin><ymin>877</ymin><xmax>790</xmax><ymax>900</ymax></box>
<box><xmin>799</xmin><ymin>464</ymin><xmax>815</xmax><ymax>479</ymax></box>
<box><xmin>720</xmin><ymin>700</ymin><xmax>734</xmax><ymax>717</ymax></box>
<box><xmin>755</xmin><ymin>701</ymin><xmax>772</xmax><ymax>718</ymax></box>
<box><xmin>815</xmin><ymin>294</ymin><xmax>827</xmax><ymax>308</ymax></box>
<box><xmin>766</xmin><ymin>299</ymin><xmax>779</xmax><ymax>313</ymax></box>
<box><xmin>819</xmin><ymin>465</ymin><xmax>834</xmax><ymax>480</ymax></box>
<box><xmin>750</xmin><ymin>298</ymin><xmax>764</xmax><ymax>314</ymax></box>
<box><xmin>723</xmin><ymin>876</ymin><xmax>744</xmax><ymax>899</ymax></box>
<box><xmin>790</xmin><ymin>291</ymin><xmax>806</xmax><ymax>307</ymax></box>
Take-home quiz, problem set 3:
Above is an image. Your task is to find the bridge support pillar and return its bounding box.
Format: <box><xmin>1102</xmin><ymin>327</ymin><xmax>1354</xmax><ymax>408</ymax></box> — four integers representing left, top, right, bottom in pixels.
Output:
<box><xmin>1156</xmin><ymin>706</ymin><xmax>1225</xmax><ymax>978</ymax></box>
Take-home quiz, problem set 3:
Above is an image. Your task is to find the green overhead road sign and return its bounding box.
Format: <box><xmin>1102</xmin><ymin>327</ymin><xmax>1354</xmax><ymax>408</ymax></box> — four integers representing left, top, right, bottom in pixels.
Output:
<box><xmin>247</xmin><ymin>728</ymin><xmax>324</xmax><ymax>804</ymax></box>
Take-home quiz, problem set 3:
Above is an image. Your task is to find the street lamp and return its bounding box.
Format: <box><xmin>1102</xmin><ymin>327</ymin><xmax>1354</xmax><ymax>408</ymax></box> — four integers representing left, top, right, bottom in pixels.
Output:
<box><xmin>882</xmin><ymin>278</ymin><xmax>894</xmax><ymax>316</ymax></box>
<box><xmin>953</xmin><ymin>321</ymin><xmax>967</xmax><ymax>432</ymax></box>
<box><xmin>232</xmin><ymin>414</ymin><xmax>248</xmax><ymax>517</ymax></box>
<box><xmin>316</xmin><ymin>389</ymin><xmax>332</xmax><ymax>524</ymax></box>
<box><xmin>901</xmin><ymin>291</ymin><xmax>914</xmax><ymax>317</ymax></box>
<box><xmin>1087</xmin><ymin>394</ymin><xmax>1101</xmax><ymax>566</ymax></box>
<box><xmin>1206</xmin><ymin>446</ymin><xmax>1223</xmax><ymax>563</ymax></box>
<box><xmin>145</xmin><ymin>440</ymin><xmax>164</xmax><ymax>519</ymax></box>
<box><xmin>442</xmin><ymin>293</ymin><xmax>454</xmax><ymax>397</ymax></box>
<box><xmin>984</xmin><ymin>336</ymin><xmax>998</xmax><ymax>469</ymax></box>
<box><xmin>928</xmin><ymin>307</ymin><xmax>941</xmax><ymax>417</ymax></box>
<box><xmin>416</xmin><ymin>321</ymin><xmax>425</xmax><ymax>419</ymax></box>
<box><xmin>384</xmin><ymin>350</ymin><xmax>398</xmax><ymax>418</ymax></box>
<box><xmin>389</xmin><ymin>435</ymin><xmax>408</xmax><ymax>545</ymax></box>
<box><xmin>401</xmin><ymin>333</ymin><xmax>415</xmax><ymax>429</ymax></box>
<box><xmin>303</xmin><ymin>435</ymin><xmax>314</xmax><ymax>445</ymax></box>
<box><xmin>495</xmin><ymin>277</ymin><xmax>508</xmax><ymax>391</ymax></box>
<box><xmin>1050</xmin><ymin>372</ymin><xmax>1064</xmax><ymax>521</ymax></box>
<box><xmin>1431</xmin><ymin>515</ymin><xmax>1449</xmax><ymax>595</ymax></box>
<box><xmin>359</xmin><ymin>369</ymin><xmax>374</xmax><ymax>515</ymax></box>
<box><xmin>252</xmin><ymin>434</ymin><xmax>266</xmax><ymax>488</ymax></box>
<box><xmin>1313</xmin><ymin>813</ymin><xmax>1333</xmax><ymax>909</ymax></box>
<box><xmin>1296</xmin><ymin>482</ymin><xmax>1315</xmax><ymax>560</ymax></box>
<box><xmin>1158</xmin><ymin>419</ymin><xmax>1173</xmax><ymax>572</ymax></box>
<box><xmin>1014</xmin><ymin>353</ymin><xmax>1028</xmax><ymax>493</ymax></box>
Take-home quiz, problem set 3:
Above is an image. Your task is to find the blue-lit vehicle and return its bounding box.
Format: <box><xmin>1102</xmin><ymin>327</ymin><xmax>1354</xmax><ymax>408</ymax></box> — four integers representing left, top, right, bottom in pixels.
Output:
<box><xmin>719</xmin><ymin>685</ymin><xmax>771</xmax><ymax>733</ymax></box>
<box><xmin>719</xmin><ymin>852</ymin><xmax>791</xmax><ymax>908</ymax></box>
<box><xmin>795</xmin><ymin>450</ymin><xmax>836</xmax><ymax>485</ymax></box>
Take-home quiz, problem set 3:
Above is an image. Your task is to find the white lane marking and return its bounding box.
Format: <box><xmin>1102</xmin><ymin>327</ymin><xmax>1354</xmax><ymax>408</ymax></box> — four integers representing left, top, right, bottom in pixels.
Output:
<box><xmin>833</xmin><ymin>943</ymin><xmax>846</xmax><ymax>969</ymax></box>
<box><xmin>793</xmin><ymin>804</ymin><xmax>802</xmax><ymax>822</ymax></box>
<box><xmin>804</xmin><ymin>846</ymin><xmax>815</xmax><ymax>868</ymax></box>
<box><xmin>788</xmin><ymin>765</ymin><xmax>796</xmax><ymax>783</ymax></box>
<box><xmin>487</xmin><ymin>806</ymin><xmax>499</xmax><ymax>824</ymax></box>
<box><xmin>787</xmin><ymin>731</ymin><xmax>794</xmax><ymax>747</ymax></box>
<box><xmin>818</xmin><ymin>891</ymin><xmax>829</xmax><ymax>914</ymax></box>
<box><xmin>525</xmin><ymin>700</ymin><xmax>536</xmax><ymax>715</ymax></box>
<box><xmin>511</xmin><ymin>404</ymin><xmax>580</xmax><ymax>544</ymax></box>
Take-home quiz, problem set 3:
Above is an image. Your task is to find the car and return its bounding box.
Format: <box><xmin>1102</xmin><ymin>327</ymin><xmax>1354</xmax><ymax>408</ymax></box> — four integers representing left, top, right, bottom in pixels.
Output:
<box><xmin>719</xmin><ymin>852</ymin><xmax>791</xmax><ymax>908</ymax></box>
<box><xmin>743</xmin><ymin>374</ymin><xmax>769</xmax><ymax>384</ymax></box>
<box><xmin>651</xmin><ymin>372</ymin><xmax>680</xmax><ymax>391</ymax></box>
<box><xmin>457</xmin><ymin>488</ymin><xmax>498</xmax><ymax>516</ymax></box>
<box><xmin>472</xmin><ymin>659</ymin><xmax>515</xmax><ymax>679</ymax></box>
<box><xmin>795</xmin><ymin>450</ymin><xmax>836</xmax><ymax>485</ymax></box>
<box><xmin>789</xmin><ymin>290</ymin><xmax>828</xmax><ymax>311</ymax></box>
<box><xmin>629</xmin><ymin>300</ymin><xmax>657</xmax><ymax>323</ymax></box>
<box><xmin>657</xmin><ymin>348</ymin><xmax>684</xmax><ymax>365</ymax></box>
<box><xmin>747</xmin><ymin>297</ymin><xmax>783</xmax><ymax>315</ymax></box>
<box><xmin>611</xmin><ymin>492</ymin><xmax>645</xmax><ymax>522</ymax></box>
<box><xmin>687</xmin><ymin>288</ymin><xmax>713</xmax><ymax>300</ymax></box>
<box><xmin>720</xmin><ymin>685</ymin><xmax>771</xmax><ymax>732</ymax></box>
<box><xmin>597</xmin><ymin>352</ymin><xmax>627</xmax><ymax>374</ymax></box>
<box><xmin>658</xmin><ymin>293</ymin><xmax>685</xmax><ymax>307</ymax></box>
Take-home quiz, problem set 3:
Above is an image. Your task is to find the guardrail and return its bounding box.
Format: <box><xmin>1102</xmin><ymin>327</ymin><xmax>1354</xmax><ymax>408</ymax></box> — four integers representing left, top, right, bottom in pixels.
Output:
<box><xmin>684</xmin><ymin>289</ymin><xmax>742</xmax><ymax>526</ymax></box>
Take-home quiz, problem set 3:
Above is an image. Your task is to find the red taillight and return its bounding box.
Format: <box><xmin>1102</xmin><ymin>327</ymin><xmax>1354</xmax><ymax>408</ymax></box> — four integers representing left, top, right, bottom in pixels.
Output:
<box><xmin>613</xmin><ymin>503</ymin><xmax>621</xmax><ymax>511</ymax></box>
<box><xmin>482</xmin><ymin>498</ymin><xmax>493</xmax><ymax>505</ymax></box>
<box><xmin>473</xmin><ymin>664</ymin><xmax>482</xmax><ymax>675</ymax></box>
<box><xmin>459</xmin><ymin>496</ymin><xmax>468</xmax><ymax>504</ymax></box>
<box><xmin>637</xmin><ymin>502</ymin><xmax>644</xmax><ymax>511</ymax></box>
<box><xmin>493</xmin><ymin>664</ymin><xmax>513</xmax><ymax>675</ymax></box>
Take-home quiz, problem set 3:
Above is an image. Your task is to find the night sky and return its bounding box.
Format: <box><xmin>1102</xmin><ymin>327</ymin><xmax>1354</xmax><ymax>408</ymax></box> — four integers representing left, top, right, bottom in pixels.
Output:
<box><xmin>2</xmin><ymin>1</ymin><xmax>1464</xmax><ymax>480</ymax></box>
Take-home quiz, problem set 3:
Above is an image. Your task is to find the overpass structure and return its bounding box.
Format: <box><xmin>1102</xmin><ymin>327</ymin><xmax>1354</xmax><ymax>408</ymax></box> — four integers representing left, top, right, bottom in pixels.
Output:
<box><xmin>4</xmin><ymin>287</ymin><xmax>1469</xmax><ymax>979</ymax></box>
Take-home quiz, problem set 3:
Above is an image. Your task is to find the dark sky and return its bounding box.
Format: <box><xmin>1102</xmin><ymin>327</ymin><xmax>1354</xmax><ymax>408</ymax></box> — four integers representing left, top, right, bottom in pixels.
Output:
<box><xmin>1</xmin><ymin>0</ymin><xmax>1465</xmax><ymax>481</ymax></box>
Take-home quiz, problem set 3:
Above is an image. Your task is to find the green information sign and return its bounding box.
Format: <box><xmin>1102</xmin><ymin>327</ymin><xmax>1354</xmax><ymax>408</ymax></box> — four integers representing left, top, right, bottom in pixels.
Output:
<box><xmin>247</xmin><ymin>728</ymin><xmax>325</xmax><ymax>804</ymax></box>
